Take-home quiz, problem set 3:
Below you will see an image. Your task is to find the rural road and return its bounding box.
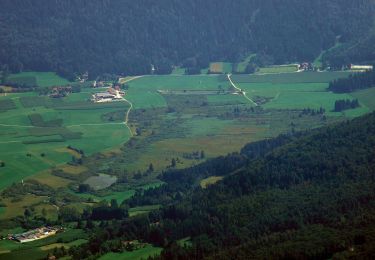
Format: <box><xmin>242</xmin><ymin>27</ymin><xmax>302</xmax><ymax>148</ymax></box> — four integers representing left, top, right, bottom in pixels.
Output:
<box><xmin>121</xmin><ymin>97</ymin><xmax>134</xmax><ymax>136</ymax></box>
<box><xmin>227</xmin><ymin>74</ymin><xmax>258</xmax><ymax>106</ymax></box>
<box><xmin>118</xmin><ymin>75</ymin><xmax>144</xmax><ymax>84</ymax></box>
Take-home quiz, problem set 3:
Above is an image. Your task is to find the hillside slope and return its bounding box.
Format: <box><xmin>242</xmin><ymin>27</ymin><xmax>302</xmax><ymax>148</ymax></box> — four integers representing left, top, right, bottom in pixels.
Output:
<box><xmin>153</xmin><ymin>113</ymin><xmax>375</xmax><ymax>259</ymax></box>
<box><xmin>0</xmin><ymin>0</ymin><xmax>374</xmax><ymax>78</ymax></box>
<box><xmin>68</xmin><ymin>113</ymin><xmax>375</xmax><ymax>259</ymax></box>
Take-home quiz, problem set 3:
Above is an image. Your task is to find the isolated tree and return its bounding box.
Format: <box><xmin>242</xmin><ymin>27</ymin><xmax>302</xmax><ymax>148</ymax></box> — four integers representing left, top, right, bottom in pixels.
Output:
<box><xmin>200</xmin><ymin>150</ymin><xmax>205</xmax><ymax>159</ymax></box>
<box><xmin>149</xmin><ymin>163</ymin><xmax>154</xmax><ymax>172</ymax></box>
<box><xmin>24</xmin><ymin>208</ymin><xmax>32</xmax><ymax>218</ymax></box>
<box><xmin>42</xmin><ymin>208</ymin><xmax>47</xmax><ymax>217</ymax></box>
<box><xmin>76</xmin><ymin>219</ymin><xmax>83</xmax><ymax>229</ymax></box>
<box><xmin>78</xmin><ymin>184</ymin><xmax>91</xmax><ymax>193</ymax></box>
<box><xmin>86</xmin><ymin>219</ymin><xmax>94</xmax><ymax>229</ymax></box>
<box><xmin>171</xmin><ymin>158</ymin><xmax>177</xmax><ymax>167</ymax></box>
<box><xmin>133</xmin><ymin>172</ymin><xmax>142</xmax><ymax>180</ymax></box>
<box><xmin>110</xmin><ymin>199</ymin><xmax>118</xmax><ymax>209</ymax></box>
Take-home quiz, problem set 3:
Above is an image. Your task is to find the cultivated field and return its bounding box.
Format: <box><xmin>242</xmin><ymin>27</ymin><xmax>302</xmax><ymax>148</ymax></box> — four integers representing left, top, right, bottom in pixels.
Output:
<box><xmin>0</xmin><ymin>90</ymin><xmax>131</xmax><ymax>192</ymax></box>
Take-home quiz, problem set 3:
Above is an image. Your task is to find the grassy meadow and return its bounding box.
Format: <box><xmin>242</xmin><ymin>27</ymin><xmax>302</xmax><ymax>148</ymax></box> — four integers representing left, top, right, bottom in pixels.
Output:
<box><xmin>0</xmin><ymin>90</ymin><xmax>131</xmax><ymax>192</ymax></box>
<box><xmin>7</xmin><ymin>72</ymin><xmax>70</xmax><ymax>87</ymax></box>
<box><xmin>99</xmin><ymin>244</ymin><xmax>162</xmax><ymax>260</ymax></box>
<box><xmin>257</xmin><ymin>64</ymin><xmax>299</xmax><ymax>74</ymax></box>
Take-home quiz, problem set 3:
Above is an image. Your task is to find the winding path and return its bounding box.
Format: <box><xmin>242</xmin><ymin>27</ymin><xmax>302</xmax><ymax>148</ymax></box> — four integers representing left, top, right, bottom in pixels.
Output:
<box><xmin>227</xmin><ymin>74</ymin><xmax>258</xmax><ymax>106</ymax></box>
<box><xmin>121</xmin><ymin>97</ymin><xmax>134</xmax><ymax>136</ymax></box>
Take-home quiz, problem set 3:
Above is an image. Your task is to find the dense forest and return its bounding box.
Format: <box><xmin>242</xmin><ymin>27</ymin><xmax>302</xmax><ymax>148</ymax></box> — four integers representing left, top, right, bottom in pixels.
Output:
<box><xmin>329</xmin><ymin>69</ymin><xmax>375</xmax><ymax>93</ymax></box>
<box><xmin>322</xmin><ymin>31</ymin><xmax>375</xmax><ymax>69</ymax></box>
<box><xmin>63</xmin><ymin>113</ymin><xmax>375</xmax><ymax>259</ymax></box>
<box><xmin>0</xmin><ymin>0</ymin><xmax>374</xmax><ymax>79</ymax></box>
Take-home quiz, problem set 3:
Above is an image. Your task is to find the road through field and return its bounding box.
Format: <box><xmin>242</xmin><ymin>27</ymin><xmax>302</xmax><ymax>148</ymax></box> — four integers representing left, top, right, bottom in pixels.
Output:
<box><xmin>122</xmin><ymin>97</ymin><xmax>134</xmax><ymax>136</ymax></box>
<box><xmin>119</xmin><ymin>76</ymin><xmax>144</xmax><ymax>84</ymax></box>
<box><xmin>227</xmin><ymin>74</ymin><xmax>258</xmax><ymax>106</ymax></box>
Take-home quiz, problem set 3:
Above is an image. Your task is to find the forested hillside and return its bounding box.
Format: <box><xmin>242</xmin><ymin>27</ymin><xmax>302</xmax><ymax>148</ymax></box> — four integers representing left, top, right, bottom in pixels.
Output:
<box><xmin>323</xmin><ymin>30</ymin><xmax>375</xmax><ymax>68</ymax></box>
<box><xmin>67</xmin><ymin>113</ymin><xmax>375</xmax><ymax>259</ymax></box>
<box><xmin>1</xmin><ymin>0</ymin><xmax>374</xmax><ymax>78</ymax></box>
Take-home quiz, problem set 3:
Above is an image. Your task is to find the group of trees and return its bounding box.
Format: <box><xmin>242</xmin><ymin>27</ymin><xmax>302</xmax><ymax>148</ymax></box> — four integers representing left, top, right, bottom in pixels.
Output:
<box><xmin>0</xmin><ymin>0</ymin><xmax>374</xmax><ymax>78</ymax></box>
<box><xmin>334</xmin><ymin>99</ymin><xmax>360</xmax><ymax>112</ymax></box>
<box><xmin>329</xmin><ymin>69</ymin><xmax>375</xmax><ymax>93</ymax></box>
<box><xmin>59</xmin><ymin>199</ymin><xmax>128</xmax><ymax>223</ymax></box>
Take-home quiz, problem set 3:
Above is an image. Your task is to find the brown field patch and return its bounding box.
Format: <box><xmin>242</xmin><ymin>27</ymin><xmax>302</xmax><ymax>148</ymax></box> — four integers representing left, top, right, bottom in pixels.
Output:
<box><xmin>1</xmin><ymin>195</ymin><xmax>46</xmax><ymax>220</ymax></box>
<box><xmin>55</xmin><ymin>147</ymin><xmax>81</xmax><ymax>158</ymax></box>
<box><xmin>29</xmin><ymin>169</ymin><xmax>72</xmax><ymax>188</ymax></box>
<box><xmin>60</xmin><ymin>165</ymin><xmax>87</xmax><ymax>175</ymax></box>
<box><xmin>209</xmin><ymin>63</ymin><xmax>223</xmax><ymax>73</ymax></box>
<box><xmin>152</xmin><ymin>129</ymin><xmax>266</xmax><ymax>158</ymax></box>
<box><xmin>200</xmin><ymin>176</ymin><xmax>224</xmax><ymax>188</ymax></box>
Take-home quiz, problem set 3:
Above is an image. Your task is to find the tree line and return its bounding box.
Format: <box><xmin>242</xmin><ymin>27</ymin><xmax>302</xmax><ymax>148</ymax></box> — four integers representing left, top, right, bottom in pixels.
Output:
<box><xmin>329</xmin><ymin>69</ymin><xmax>375</xmax><ymax>93</ymax></box>
<box><xmin>334</xmin><ymin>99</ymin><xmax>360</xmax><ymax>112</ymax></box>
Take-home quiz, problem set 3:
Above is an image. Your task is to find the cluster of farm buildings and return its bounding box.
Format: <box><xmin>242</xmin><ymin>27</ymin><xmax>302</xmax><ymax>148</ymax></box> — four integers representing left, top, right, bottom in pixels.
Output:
<box><xmin>91</xmin><ymin>86</ymin><xmax>125</xmax><ymax>103</ymax></box>
<box><xmin>8</xmin><ymin>226</ymin><xmax>62</xmax><ymax>243</ymax></box>
<box><xmin>348</xmin><ymin>64</ymin><xmax>373</xmax><ymax>72</ymax></box>
<box><xmin>298</xmin><ymin>63</ymin><xmax>373</xmax><ymax>72</ymax></box>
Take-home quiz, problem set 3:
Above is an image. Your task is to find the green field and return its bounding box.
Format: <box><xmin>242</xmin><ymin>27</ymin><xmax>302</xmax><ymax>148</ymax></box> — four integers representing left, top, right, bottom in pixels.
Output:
<box><xmin>0</xmin><ymin>90</ymin><xmax>131</xmax><ymax>191</ymax></box>
<box><xmin>350</xmin><ymin>88</ymin><xmax>375</xmax><ymax>110</ymax></box>
<box><xmin>99</xmin><ymin>245</ymin><xmax>162</xmax><ymax>260</ymax></box>
<box><xmin>7</xmin><ymin>72</ymin><xmax>70</xmax><ymax>87</ymax></box>
<box><xmin>129</xmin><ymin>205</ymin><xmax>161</xmax><ymax>217</ymax></box>
<box><xmin>257</xmin><ymin>64</ymin><xmax>299</xmax><ymax>74</ymax></box>
<box><xmin>126</xmin><ymin>75</ymin><xmax>228</xmax><ymax>109</ymax></box>
<box><xmin>231</xmin><ymin>72</ymin><xmax>370</xmax><ymax>117</ymax></box>
<box><xmin>232</xmin><ymin>71</ymin><xmax>353</xmax><ymax>84</ymax></box>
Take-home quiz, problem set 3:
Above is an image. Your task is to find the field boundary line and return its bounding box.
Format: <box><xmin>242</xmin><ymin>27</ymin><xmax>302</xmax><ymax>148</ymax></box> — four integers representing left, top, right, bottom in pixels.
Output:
<box><xmin>0</xmin><ymin>140</ymin><xmax>22</xmax><ymax>144</ymax></box>
<box><xmin>66</xmin><ymin>122</ymin><xmax>125</xmax><ymax>127</ymax></box>
<box><xmin>227</xmin><ymin>74</ymin><xmax>258</xmax><ymax>106</ymax></box>
<box><xmin>0</xmin><ymin>124</ymin><xmax>34</xmax><ymax>128</ymax></box>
